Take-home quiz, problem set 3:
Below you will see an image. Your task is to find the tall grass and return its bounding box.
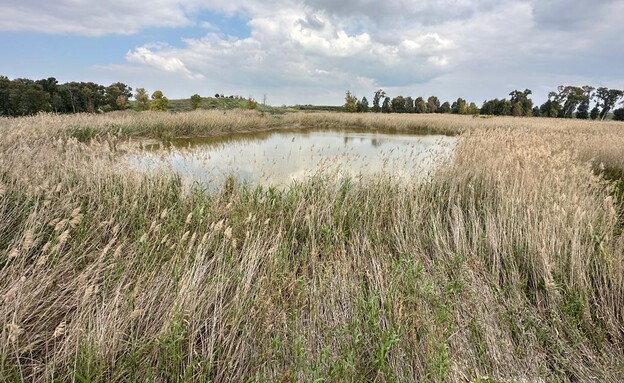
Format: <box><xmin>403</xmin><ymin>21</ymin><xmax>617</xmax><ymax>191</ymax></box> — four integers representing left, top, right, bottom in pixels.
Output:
<box><xmin>1</xmin><ymin>112</ymin><xmax>624</xmax><ymax>382</ymax></box>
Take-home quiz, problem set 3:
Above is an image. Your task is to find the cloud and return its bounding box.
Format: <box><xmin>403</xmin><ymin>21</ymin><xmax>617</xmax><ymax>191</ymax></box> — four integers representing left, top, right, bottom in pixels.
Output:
<box><xmin>2</xmin><ymin>0</ymin><xmax>623</xmax><ymax>105</ymax></box>
<box><xmin>296</xmin><ymin>14</ymin><xmax>325</xmax><ymax>31</ymax></box>
<box><xmin>0</xmin><ymin>0</ymin><xmax>193</xmax><ymax>35</ymax></box>
<box><xmin>123</xmin><ymin>8</ymin><xmax>455</xmax><ymax>96</ymax></box>
<box><xmin>125</xmin><ymin>44</ymin><xmax>204</xmax><ymax>79</ymax></box>
<box><xmin>531</xmin><ymin>0</ymin><xmax>619</xmax><ymax>30</ymax></box>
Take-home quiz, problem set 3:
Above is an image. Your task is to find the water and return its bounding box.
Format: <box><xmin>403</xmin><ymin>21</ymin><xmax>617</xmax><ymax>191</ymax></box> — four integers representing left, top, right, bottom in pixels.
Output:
<box><xmin>129</xmin><ymin>128</ymin><xmax>457</xmax><ymax>190</ymax></box>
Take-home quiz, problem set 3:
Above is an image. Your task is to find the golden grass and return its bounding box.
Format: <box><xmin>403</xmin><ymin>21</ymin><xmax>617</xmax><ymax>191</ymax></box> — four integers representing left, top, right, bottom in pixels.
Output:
<box><xmin>1</xmin><ymin>111</ymin><xmax>624</xmax><ymax>382</ymax></box>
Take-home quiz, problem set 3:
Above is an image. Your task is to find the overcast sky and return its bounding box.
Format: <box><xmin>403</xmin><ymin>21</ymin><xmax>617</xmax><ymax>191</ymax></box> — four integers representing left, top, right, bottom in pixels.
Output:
<box><xmin>1</xmin><ymin>0</ymin><xmax>622</xmax><ymax>105</ymax></box>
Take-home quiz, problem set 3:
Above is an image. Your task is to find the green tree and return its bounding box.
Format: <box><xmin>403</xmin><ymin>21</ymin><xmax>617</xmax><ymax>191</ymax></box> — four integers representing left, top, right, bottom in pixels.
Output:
<box><xmin>391</xmin><ymin>96</ymin><xmax>406</xmax><ymax>113</ymax></box>
<box><xmin>358</xmin><ymin>96</ymin><xmax>369</xmax><ymax>113</ymax></box>
<box><xmin>414</xmin><ymin>97</ymin><xmax>427</xmax><ymax>113</ymax></box>
<box><xmin>372</xmin><ymin>89</ymin><xmax>385</xmax><ymax>113</ymax></box>
<box><xmin>381</xmin><ymin>97</ymin><xmax>391</xmax><ymax>113</ymax></box>
<box><xmin>509</xmin><ymin>89</ymin><xmax>533</xmax><ymax>116</ymax></box>
<box><xmin>105</xmin><ymin>82</ymin><xmax>132</xmax><ymax>111</ymax></box>
<box><xmin>540</xmin><ymin>100</ymin><xmax>560</xmax><ymax>118</ymax></box>
<box><xmin>8</xmin><ymin>78</ymin><xmax>50</xmax><ymax>116</ymax></box>
<box><xmin>553</xmin><ymin>86</ymin><xmax>586</xmax><ymax>118</ymax></box>
<box><xmin>594</xmin><ymin>87</ymin><xmax>624</xmax><ymax>120</ymax></box>
<box><xmin>150</xmin><ymin>90</ymin><xmax>169</xmax><ymax>111</ymax></box>
<box><xmin>575</xmin><ymin>86</ymin><xmax>594</xmax><ymax>119</ymax></box>
<box><xmin>190</xmin><ymin>94</ymin><xmax>202</xmax><ymax>110</ymax></box>
<box><xmin>480</xmin><ymin>99</ymin><xmax>496</xmax><ymax>115</ymax></box>
<box><xmin>576</xmin><ymin>100</ymin><xmax>590</xmax><ymax>119</ymax></box>
<box><xmin>404</xmin><ymin>96</ymin><xmax>414</xmax><ymax>113</ymax></box>
<box><xmin>539</xmin><ymin>92</ymin><xmax>561</xmax><ymax>118</ymax></box>
<box><xmin>613</xmin><ymin>108</ymin><xmax>624</xmax><ymax>121</ymax></box>
<box><xmin>439</xmin><ymin>102</ymin><xmax>451</xmax><ymax>113</ymax></box>
<box><xmin>135</xmin><ymin>88</ymin><xmax>149</xmax><ymax>111</ymax></box>
<box><xmin>344</xmin><ymin>91</ymin><xmax>358</xmax><ymax>113</ymax></box>
<box><xmin>452</xmin><ymin>98</ymin><xmax>467</xmax><ymax>114</ymax></box>
<box><xmin>0</xmin><ymin>76</ymin><xmax>10</xmax><ymax>115</ymax></box>
<box><xmin>590</xmin><ymin>106</ymin><xmax>600</xmax><ymax>120</ymax></box>
<box><xmin>467</xmin><ymin>102</ymin><xmax>479</xmax><ymax>115</ymax></box>
<box><xmin>427</xmin><ymin>96</ymin><xmax>440</xmax><ymax>113</ymax></box>
<box><xmin>36</xmin><ymin>77</ymin><xmax>61</xmax><ymax>112</ymax></box>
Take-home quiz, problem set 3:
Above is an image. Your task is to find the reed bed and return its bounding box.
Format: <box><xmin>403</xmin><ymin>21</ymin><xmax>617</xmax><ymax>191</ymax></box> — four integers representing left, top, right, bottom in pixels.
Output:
<box><xmin>1</xmin><ymin>112</ymin><xmax>624</xmax><ymax>382</ymax></box>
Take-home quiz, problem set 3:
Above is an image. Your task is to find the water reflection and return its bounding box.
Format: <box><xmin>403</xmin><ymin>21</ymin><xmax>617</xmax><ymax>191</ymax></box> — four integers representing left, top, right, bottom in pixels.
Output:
<box><xmin>129</xmin><ymin>128</ymin><xmax>457</xmax><ymax>190</ymax></box>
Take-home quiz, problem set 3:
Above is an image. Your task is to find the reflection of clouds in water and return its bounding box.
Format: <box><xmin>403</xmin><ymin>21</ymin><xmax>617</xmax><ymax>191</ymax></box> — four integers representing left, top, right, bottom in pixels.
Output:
<box><xmin>128</xmin><ymin>130</ymin><xmax>457</xmax><ymax>190</ymax></box>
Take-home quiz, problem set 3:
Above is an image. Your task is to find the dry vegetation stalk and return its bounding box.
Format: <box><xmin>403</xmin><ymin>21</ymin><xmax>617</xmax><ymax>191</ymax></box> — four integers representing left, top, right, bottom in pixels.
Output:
<box><xmin>1</xmin><ymin>111</ymin><xmax>624</xmax><ymax>382</ymax></box>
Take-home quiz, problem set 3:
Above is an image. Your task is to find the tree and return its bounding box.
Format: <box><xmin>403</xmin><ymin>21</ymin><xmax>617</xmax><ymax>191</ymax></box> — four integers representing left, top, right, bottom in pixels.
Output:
<box><xmin>372</xmin><ymin>89</ymin><xmax>385</xmax><ymax>113</ymax></box>
<box><xmin>7</xmin><ymin>78</ymin><xmax>50</xmax><ymax>116</ymax></box>
<box><xmin>613</xmin><ymin>108</ymin><xmax>624</xmax><ymax>121</ymax></box>
<box><xmin>358</xmin><ymin>96</ymin><xmax>369</xmax><ymax>113</ymax></box>
<box><xmin>414</xmin><ymin>97</ymin><xmax>427</xmax><ymax>113</ymax></box>
<box><xmin>36</xmin><ymin>77</ymin><xmax>61</xmax><ymax>112</ymax></box>
<box><xmin>509</xmin><ymin>89</ymin><xmax>533</xmax><ymax>116</ymax></box>
<box><xmin>576</xmin><ymin>85</ymin><xmax>595</xmax><ymax>119</ymax></box>
<box><xmin>467</xmin><ymin>102</ymin><xmax>479</xmax><ymax>115</ymax></box>
<box><xmin>0</xmin><ymin>76</ymin><xmax>10</xmax><ymax>115</ymax></box>
<box><xmin>381</xmin><ymin>97</ymin><xmax>391</xmax><ymax>113</ymax></box>
<box><xmin>553</xmin><ymin>86</ymin><xmax>586</xmax><ymax>118</ymax></box>
<box><xmin>576</xmin><ymin>100</ymin><xmax>590</xmax><ymax>119</ymax></box>
<box><xmin>452</xmin><ymin>98</ymin><xmax>467</xmax><ymax>114</ymax></box>
<box><xmin>427</xmin><ymin>96</ymin><xmax>440</xmax><ymax>113</ymax></box>
<box><xmin>344</xmin><ymin>91</ymin><xmax>358</xmax><ymax>113</ymax></box>
<box><xmin>540</xmin><ymin>100</ymin><xmax>560</xmax><ymax>118</ymax></box>
<box><xmin>404</xmin><ymin>96</ymin><xmax>414</xmax><ymax>113</ymax></box>
<box><xmin>590</xmin><ymin>106</ymin><xmax>600</xmax><ymax>120</ymax></box>
<box><xmin>135</xmin><ymin>88</ymin><xmax>149</xmax><ymax>111</ymax></box>
<box><xmin>594</xmin><ymin>87</ymin><xmax>624</xmax><ymax>120</ymax></box>
<box><xmin>190</xmin><ymin>94</ymin><xmax>202</xmax><ymax>110</ymax></box>
<box><xmin>480</xmin><ymin>99</ymin><xmax>496</xmax><ymax>115</ymax></box>
<box><xmin>105</xmin><ymin>82</ymin><xmax>132</xmax><ymax>110</ymax></box>
<box><xmin>439</xmin><ymin>102</ymin><xmax>451</xmax><ymax>113</ymax></box>
<box><xmin>150</xmin><ymin>90</ymin><xmax>169</xmax><ymax>111</ymax></box>
<box><xmin>391</xmin><ymin>96</ymin><xmax>406</xmax><ymax>113</ymax></box>
<box><xmin>115</xmin><ymin>95</ymin><xmax>127</xmax><ymax>109</ymax></box>
<box><xmin>539</xmin><ymin>92</ymin><xmax>561</xmax><ymax>118</ymax></box>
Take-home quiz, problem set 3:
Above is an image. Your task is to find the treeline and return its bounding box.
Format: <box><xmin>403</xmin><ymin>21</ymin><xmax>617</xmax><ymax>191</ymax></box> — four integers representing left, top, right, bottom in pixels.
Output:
<box><xmin>0</xmin><ymin>76</ymin><xmax>132</xmax><ymax>116</ymax></box>
<box><xmin>346</xmin><ymin>86</ymin><xmax>624</xmax><ymax>120</ymax></box>
<box><xmin>344</xmin><ymin>90</ymin><xmax>479</xmax><ymax>115</ymax></box>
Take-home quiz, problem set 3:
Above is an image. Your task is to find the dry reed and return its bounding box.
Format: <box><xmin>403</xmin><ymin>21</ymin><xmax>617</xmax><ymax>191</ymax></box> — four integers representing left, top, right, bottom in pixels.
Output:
<box><xmin>1</xmin><ymin>111</ymin><xmax>623</xmax><ymax>382</ymax></box>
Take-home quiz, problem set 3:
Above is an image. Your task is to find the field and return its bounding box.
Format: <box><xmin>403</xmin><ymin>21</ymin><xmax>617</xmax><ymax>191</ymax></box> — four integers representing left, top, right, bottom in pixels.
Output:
<box><xmin>1</xmin><ymin>111</ymin><xmax>624</xmax><ymax>382</ymax></box>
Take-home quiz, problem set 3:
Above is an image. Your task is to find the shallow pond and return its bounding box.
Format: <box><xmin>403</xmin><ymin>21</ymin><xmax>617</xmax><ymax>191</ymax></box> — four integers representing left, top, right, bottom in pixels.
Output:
<box><xmin>129</xmin><ymin>128</ymin><xmax>457</xmax><ymax>190</ymax></box>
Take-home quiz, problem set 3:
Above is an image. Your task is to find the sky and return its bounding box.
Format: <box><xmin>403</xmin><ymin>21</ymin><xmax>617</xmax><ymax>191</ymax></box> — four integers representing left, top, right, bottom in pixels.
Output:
<box><xmin>1</xmin><ymin>0</ymin><xmax>623</xmax><ymax>106</ymax></box>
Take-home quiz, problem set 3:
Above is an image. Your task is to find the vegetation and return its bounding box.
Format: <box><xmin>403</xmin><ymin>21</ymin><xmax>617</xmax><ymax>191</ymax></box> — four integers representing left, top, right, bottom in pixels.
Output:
<box><xmin>343</xmin><ymin>86</ymin><xmax>623</xmax><ymax>119</ymax></box>
<box><xmin>190</xmin><ymin>94</ymin><xmax>202</xmax><ymax>110</ymax></box>
<box><xmin>134</xmin><ymin>88</ymin><xmax>149</xmax><ymax>111</ymax></box>
<box><xmin>149</xmin><ymin>91</ymin><xmax>169</xmax><ymax>112</ymax></box>
<box><xmin>1</xmin><ymin>112</ymin><xmax>624</xmax><ymax>382</ymax></box>
<box><xmin>0</xmin><ymin>76</ymin><xmax>132</xmax><ymax>115</ymax></box>
<box><xmin>3</xmin><ymin>74</ymin><xmax>622</xmax><ymax>120</ymax></box>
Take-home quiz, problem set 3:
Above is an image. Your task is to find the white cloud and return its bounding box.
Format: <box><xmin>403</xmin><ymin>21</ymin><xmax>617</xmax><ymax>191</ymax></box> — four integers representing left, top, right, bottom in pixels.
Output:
<box><xmin>0</xmin><ymin>1</ymin><xmax>193</xmax><ymax>35</ymax></box>
<box><xmin>125</xmin><ymin>44</ymin><xmax>204</xmax><ymax>79</ymax></box>
<box><xmin>2</xmin><ymin>0</ymin><xmax>623</xmax><ymax>105</ymax></box>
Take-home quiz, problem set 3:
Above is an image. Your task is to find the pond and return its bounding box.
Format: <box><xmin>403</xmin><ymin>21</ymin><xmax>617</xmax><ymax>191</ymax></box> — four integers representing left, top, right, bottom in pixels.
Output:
<box><xmin>128</xmin><ymin>128</ymin><xmax>457</xmax><ymax>190</ymax></box>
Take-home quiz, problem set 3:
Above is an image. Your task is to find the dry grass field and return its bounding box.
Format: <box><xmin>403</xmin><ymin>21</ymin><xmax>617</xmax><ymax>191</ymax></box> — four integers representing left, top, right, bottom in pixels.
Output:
<box><xmin>1</xmin><ymin>111</ymin><xmax>623</xmax><ymax>382</ymax></box>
